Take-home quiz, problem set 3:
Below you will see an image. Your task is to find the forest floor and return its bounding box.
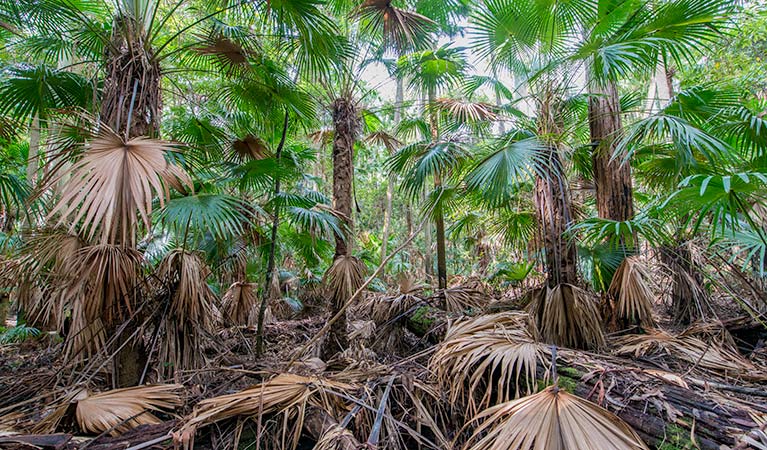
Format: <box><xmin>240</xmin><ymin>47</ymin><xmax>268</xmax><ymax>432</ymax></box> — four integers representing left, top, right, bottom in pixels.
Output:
<box><xmin>0</xmin><ymin>280</ymin><xmax>766</xmax><ymax>450</ymax></box>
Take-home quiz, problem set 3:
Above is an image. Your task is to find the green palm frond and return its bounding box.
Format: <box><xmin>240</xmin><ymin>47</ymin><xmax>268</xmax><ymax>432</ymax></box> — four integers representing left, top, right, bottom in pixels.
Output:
<box><xmin>157</xmin><ymin>194</ymin><xmax>259</xmax><ymax>242</ymax></box>
<box><xmin>387</xmin><ymin>139</ymin><xmax>467</xmax><ymax>199</ymax></box>
<box><xmin>285</xmin><ymin>206</ymin><xmax>342</xmax><ymax>241</ymax></box>
<box><xmin>568</xmin><ymin>215</ymin><xmax>670</xmax><ymax>250</ymax></box>
<box><xmin>668</xmin><ymin>171</ymin><xmax>767</xmax><ymax>237</ymax></box>
<box><xmin>0</xmin><ymin>64</ymin><xmax>92</xmax><ymax>120</ymax></box>
<box><xmin>464</xmin><ymin>131</ymin><xmax>543</xmax><ymax>208</ymax></box>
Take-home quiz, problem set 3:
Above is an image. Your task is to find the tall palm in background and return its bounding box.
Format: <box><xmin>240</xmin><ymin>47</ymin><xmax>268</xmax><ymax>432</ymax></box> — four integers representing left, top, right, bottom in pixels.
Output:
<box><xmin>392</xmin><ymin>44</ymin><xmax>467</xmax><ymax>290</ymax></box>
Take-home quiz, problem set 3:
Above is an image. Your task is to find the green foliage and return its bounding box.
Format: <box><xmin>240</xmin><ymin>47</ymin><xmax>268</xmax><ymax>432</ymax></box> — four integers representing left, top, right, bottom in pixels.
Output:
<box><xmin>0</xmin><ymin>324</ymin><xmax>41</xmax><ymax>344</ymax></box>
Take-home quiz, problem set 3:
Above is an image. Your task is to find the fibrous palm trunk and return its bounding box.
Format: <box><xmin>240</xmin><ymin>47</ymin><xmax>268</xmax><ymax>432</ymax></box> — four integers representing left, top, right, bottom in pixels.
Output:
<box><xmin>534</xmin><ymin>150</ymin><xmax>578</xmax><ymax>287</ymax></box>
<box><xmin>536</xmin><ymin>91</ymin><xmax>578</xmax><ymax>287</ymax></box>
<box><xmin>589</xmin><ymin>81</ymin><xmax>634</xmax><ymax>226</ymax></box>
<box><xmin>589</xmin><ymin>80</ymin><xmax>636</xmax><ymax>329</ymax></box>
<box><xmin>102</xmin><ymin>16</ymin><xmax>161</xmax><ymax>386</ymax></box>
<box><xmin>321</xmin><ymin>97</ymin><xmax>360</xmax><ymax>359</ymax></box>
<box><xmin>101</xmin><ymin>18</ymin><xmax>161</xmax><ymax>138</ymax></box>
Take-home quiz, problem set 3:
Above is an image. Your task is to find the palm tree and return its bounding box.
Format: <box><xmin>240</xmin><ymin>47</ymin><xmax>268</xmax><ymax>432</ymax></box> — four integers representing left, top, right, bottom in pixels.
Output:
<box><xmin>393</xmin><ymin>44</ymin><xmax>467</xmax><ymax>290</ymax></box>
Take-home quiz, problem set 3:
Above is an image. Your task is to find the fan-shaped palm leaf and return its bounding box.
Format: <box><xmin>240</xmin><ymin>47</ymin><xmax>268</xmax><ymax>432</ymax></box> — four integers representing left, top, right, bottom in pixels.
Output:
<box><xmin>75</xmin><ymin>384</ymin><xmax>182</xmax><ymax>436</ymax></box>
<box><xmin>463</xmin><ymin>385</ymin><xmax>649</xmax><ymax>450</ymax></box>
<box><xmin>47</xmin><ymin>127</ymin><xmax>192</xmax><ymax>246</ymax></box>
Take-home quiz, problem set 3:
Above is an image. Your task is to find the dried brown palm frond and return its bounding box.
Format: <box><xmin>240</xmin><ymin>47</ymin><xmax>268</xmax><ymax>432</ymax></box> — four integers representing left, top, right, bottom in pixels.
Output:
<box><xmin>530</xmin><ymin>284</ymin><xmax>605</xmax><ymax>350</ymax></box>
<box><xmin>433</xmin><ymin>98</ymin><xmax>498</xmax><ymax>123</ymax></box>
<box><xmin>46</xmin><ymin>127</ymin><xmax>192</xmax><ymax>246</ymax></box>
<box><xmin>353</xmin><ymin>0</ymin><xmax>435</xmax><ymax>52</ymax></box>
<box><xmin>608</xmin><ymin>256</ymin><xmax>656</xmax><ymax>329</ymax></box>
<box><xmin>325</xmin><ymin>255</ymin><xmax>366</xmax><ymax>308</ymax></box>
<box><xmin>64</xmin><ymin>245</ymin><xmax>144</xmax><ymax>362</ymax></box>
<box><xmin>431</xmin><ymin>312</ymin><xmax>547</xmax><ymax>416</ymax></box>
<box><xmin>195</xmin><ymin>35</ymin><xmax>250</xmax><ymax>76</ymax></box>
<box><xmin>221</xmin><ymin>281</ymin><xmax>258</xmax><ymax>326</ymax></box>
<box><xmin>314</xmin><ymin>424</ymin><xmax>359</xmax><ymax>450</ymax></box>
<box><xmin>614</xmin><ymin>330</ymin><xmax>762</xmax><ymax>378</ymax></box>
<box><xmin>462</xmin><ymin>386</ymin><xmax>649</xmax><ymax>450</ymax></box>
<box><xmin>441</xmin><ymin>285</ymin><xmax>488</xmax><ymax>312</ymax></box>
<box><xmin>678</xmin><ymin>320</ymin><xmax>738</xmax><ymax>350</ymax></box>
<box><xmin>74</xmin><ymin>384</ymin><xmax>182</xmax><ymax>436</ymax></box>
<box><xmin>369</xmin><ymin>274</ymin><xmax>426</xmax><ymax>323</ymax></box>
<box><xmin>155</xmin><ymin>249</ymin><xmax>217</xmax><ymax>378</ymax></box>
<box><xmin>1</xmin><ymin>229</ymin><xmax>86</xmax><ymax>330</ymax></box>
<box><xmin>173</xmin><ymin>373</ymin><xmax>355</xmax><ymax>450</ymax></box>
<box><xmin>365</xmin><ymin>131</ymin><xmax>402</xmax><ymax>152</ymax></box>
<box><xmin>231</xmin><ymin>134</ymin><xmax>269</xmax><ymax>161</ymax></box>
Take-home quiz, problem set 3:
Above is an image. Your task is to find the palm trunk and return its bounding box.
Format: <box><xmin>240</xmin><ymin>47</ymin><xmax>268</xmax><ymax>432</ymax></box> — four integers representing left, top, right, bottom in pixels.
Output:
<box><xmin>380</xmin><ymin>77</ymin><xmax>404</xmax><ymax>274</ymax></box>
<box><xmin>589</xmin><ymin>81</ymin><xmax>634</xmax><ymax>226</ymax></box>
<box><xmin>322</xmin><ymin>97</ymin><xmax>359</xmax><ymax>359</ymax></box>
<box><xmin>536</xmin><ymin>91</ymin><xmax>577</xmax><ymax>287</ymax></box>
<box><xmin>534</xmin><ymin>151</ymin><xmax>578</xmax><ymax>287</ymax></box>
<box><xmin>102</xmin><ymin>20</ymin><xmax>161</xmax><ymax>138</ymax></box>
<box><xmin>256</xmin><ymin>110</ymin><xmax>289</xmax><ymax>355</ymax></box>
<box><xmin>427</xmin><ymin>88</ymin><xmax>448</xmax><ymax>290</ymax></box>
<box><xmin>26</xmin><ymin>114</ymin><xmax>40</xmax><ymax>186</ymax></box>
<box><xmin>589</xmin><ymin>79</ymin><xmax>636</xmax><ymax>329</ymax></box>
<box><xmin>103</xmin><ymin>19</ymin><xmax>161</xmax><ymax>386</ymax></box>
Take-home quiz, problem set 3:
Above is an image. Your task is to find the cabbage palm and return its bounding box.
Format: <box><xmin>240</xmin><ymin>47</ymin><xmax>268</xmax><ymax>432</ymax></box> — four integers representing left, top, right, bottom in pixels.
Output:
<box><xmin>393</xmin><ymin>44</ymin><xmax>468</xmax><ymax>290</ymax></box>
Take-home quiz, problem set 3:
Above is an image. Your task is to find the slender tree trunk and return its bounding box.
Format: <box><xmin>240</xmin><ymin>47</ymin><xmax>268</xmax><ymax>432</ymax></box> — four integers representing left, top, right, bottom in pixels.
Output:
<box><xmin>427</xmin><ymin>88</ymin><xmax>448</xmax><ymax>290</ymax></box>
<box><xmin>26</xmin><ymin>114</ymin><xmax>40</xmax><ymax>186</ymax></box>
<box><xmin>322</xmin><ymin>97</ymin><xmax>359</xmax><ymax>359</ymax></box>
<box><xmin>422</xmin><ymin>189</ymin><xmax>433</xmax><ymax>278</ymax></box>
<box><xmin>256</xmin><ymin>109</ymin><xmax>289</xmax><ymax>355</ymax></box>
<box><xmin>645</xmin><ymin>60</ymin><xmax>673</xmax><ymax>114</ymax></box>
<box><xmin>380</xmin><ymin>77</ymin><xmax>404</xmax><ymax>274</ymax></box>
<box><xmin>493</xmin><ymin>69</ymin><xmax>505</xmax><ymax>135</ymax></box>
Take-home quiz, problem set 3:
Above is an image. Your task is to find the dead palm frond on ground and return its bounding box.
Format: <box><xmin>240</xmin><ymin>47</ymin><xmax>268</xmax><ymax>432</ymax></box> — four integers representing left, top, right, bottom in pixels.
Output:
<box><xmin>173</xmin><ymin>373</ymin><xmax>354</xmax><ymax>450</ymax></box>
<box><xmin>441</xmin><ymin>285</ymin><xmax>489</xmax><ymax>312</ymax></box>
<box><xmin>431</xmin><ymin>312</ymin><xmax>548</xmax><ymax>415</ymax></box>
<box><xmin>614</xmin><ymin>329</ymin><xmax>762</xmax><ymax>378</ymax></box>
<box><xmin>608</xmin><ymin>256</ymin><xmax>656</xmax><ymax>329</ymax></box>
<box><xmin>369</xmin><ymin>274</ymin><xmax>425</xmax><ymax>323</ymax></box>
<box><xmin>74</xmin><ymin>384</ymin><xmax>183</xmax><ymax>435</ymax></box>
<box><xmin>530</xmin><ymin>284</ymin><xmax>605</xmax><ymax>350</ymax></box>
<box><xmin>462</xmin><ymin>385</ymin><xmax>649</xmax><ymax>450</ymax></box>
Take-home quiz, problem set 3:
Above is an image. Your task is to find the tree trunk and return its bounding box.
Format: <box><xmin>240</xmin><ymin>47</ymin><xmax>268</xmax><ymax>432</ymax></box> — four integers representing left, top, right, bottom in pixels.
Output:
<box><xmin>422</xmin><ymin>189</ymin><xmax>433</xmax><ymax>278</ymax></box>
<box><xmin>256</xmin><ymin>110</ymin><xmax>289</xmax><ymax>355</ymax></box>
<box><xmin>101</xmin><ymin>22</ymin><xmax>161</xmax><ymax>138</ymax></box>
<box><xmin>26</xmin><ymin>114</ymin><xmax>40</xmax><ymax>186</ymax></box>
<box><xmin>534</xmin><ymin>152</ymin><xmax>578</xmax><ymax>287</ymax></box>
<box><xmin>380</xmin><ymin>77</ymin><xmax>403</xmax><ymax>275</ymax></box>
<box><xmin>589</xmin><ymin>81</ymin><xmax>634</xmax><ymax>227</ymax></box>
<box><xmin>427</xmin><ymin>88</ymin><xmax>448</xmax><ymax>290</ymax></box>
<box><xmin>589</xmin><ymin>80</ymin><xmax>636</xmax><ymax>329</ymax></box>
<box><xmin>322</xmin><ymin>97</ymin><xmax>359</xmax><ymax>359</ymax></box>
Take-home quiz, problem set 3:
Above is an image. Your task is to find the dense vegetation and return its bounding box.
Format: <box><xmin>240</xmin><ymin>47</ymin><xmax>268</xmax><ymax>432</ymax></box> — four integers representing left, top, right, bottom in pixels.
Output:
<box><xmin>0</xmin><ymin>0</ymin><xmax>766</xmax><ymax>449</ymax></box>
